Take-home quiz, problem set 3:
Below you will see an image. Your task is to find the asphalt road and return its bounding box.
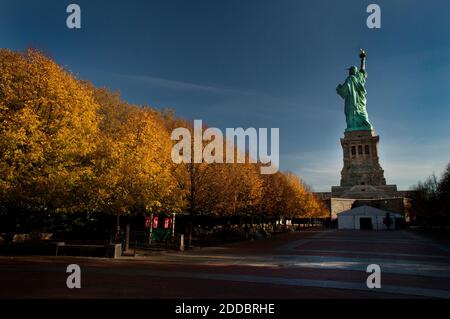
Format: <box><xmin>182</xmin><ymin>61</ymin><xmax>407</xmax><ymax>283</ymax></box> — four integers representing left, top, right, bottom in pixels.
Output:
<box><xmin>1</xmin><ymin>229</ymin><xmax>450</xmax><ymax>299</ymax></box>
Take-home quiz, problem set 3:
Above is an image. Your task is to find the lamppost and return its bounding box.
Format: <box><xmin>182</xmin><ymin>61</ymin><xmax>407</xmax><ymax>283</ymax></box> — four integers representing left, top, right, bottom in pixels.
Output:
<box><xmin>171</xmin><ymin>212</ymin><xmax>176</xmax><ymax>241</ymax></box>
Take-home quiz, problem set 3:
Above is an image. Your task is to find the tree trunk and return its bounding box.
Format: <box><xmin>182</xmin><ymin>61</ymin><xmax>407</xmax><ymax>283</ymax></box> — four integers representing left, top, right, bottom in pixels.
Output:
<box><xmin>125</xmin><ymin>223</ymin><xmax>130</xmax><ymax>252</ymax></box>
<box><xmin>244</xmin><ymin>217</ymin><xmax>249</xmax><ymax>239</ymax></box>
<box><xmin>187</xmin><ymin>162</ymin><xmax>195</xmax><ymax>248</ymax></box>
<box><xmin>222</xmin><ymin>217</ymin><xmax>230</xmax><ymax>241</ymax></box>
<box><xmin>4</xmin><ymin>218</ymin><xmax>14</xmax><ymax>244</ymax></box>
<box><xmin>4</xmin><ymin>205</ymin><xmax>18</xmax><ymax>244</ymax></box>
<box><xmin>187</xmin><ymin>214</ymin><xmax>193</xmax><ymax>247</ymax></box>
<box><xmin>115</xmin><ymin>213</ymin><xmax>121</xmax><ymax>243</ymax></box>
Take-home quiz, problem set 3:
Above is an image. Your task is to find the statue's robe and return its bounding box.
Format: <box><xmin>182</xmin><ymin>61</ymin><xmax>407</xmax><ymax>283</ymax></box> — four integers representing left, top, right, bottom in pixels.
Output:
<box><xmin>336</xmin><ymin>70</ymin><xmax>372</xmax><ymax>131</ymax></box>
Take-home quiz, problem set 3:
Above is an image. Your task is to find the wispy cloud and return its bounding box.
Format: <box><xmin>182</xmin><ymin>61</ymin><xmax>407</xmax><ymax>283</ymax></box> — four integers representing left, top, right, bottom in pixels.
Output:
<box><xmin>120</xmin><ymin>73</ymin><xmax>253</xmax><ymax>96</ymax></box>
<box><xmin>119</xmin><ymin>73</ymin><xmax>341</xmax><ymax>122</ymax></box>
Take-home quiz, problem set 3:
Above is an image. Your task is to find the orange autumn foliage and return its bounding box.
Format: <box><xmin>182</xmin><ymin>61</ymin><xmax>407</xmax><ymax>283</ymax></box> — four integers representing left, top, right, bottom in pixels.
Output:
<box><xmin>0</xmin><ymin>49</ymin><xmax>329</xmax><ymax>222</ymax></box>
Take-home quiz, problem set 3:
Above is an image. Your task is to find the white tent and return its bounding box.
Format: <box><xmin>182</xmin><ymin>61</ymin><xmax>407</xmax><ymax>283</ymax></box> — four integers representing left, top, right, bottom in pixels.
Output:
<box><xmin>337</xmin><ymin>205</ymin><xmax>404</xmax><ymax>230</ymax></box>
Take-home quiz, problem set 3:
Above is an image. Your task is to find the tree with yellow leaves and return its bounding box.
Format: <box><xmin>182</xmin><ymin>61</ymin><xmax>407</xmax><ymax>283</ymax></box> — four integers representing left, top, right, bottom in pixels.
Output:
<box><xmin>90</xmin><ymin>88</ymin><xmax>179</xmax><ymax>243</ymax></box>
<box><xmin>0</xmin><ymin>48</ymin><xmax>329</xmax><ymax>245</ymax></box>
<box><xmin>0</xmin><ymin>49</ymin><xmax>100</xmax><ymax>240</ymax></box>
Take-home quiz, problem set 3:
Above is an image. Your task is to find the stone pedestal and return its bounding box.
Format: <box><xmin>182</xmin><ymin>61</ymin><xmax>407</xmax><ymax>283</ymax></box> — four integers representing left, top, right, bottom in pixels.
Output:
<box><xmin>317</xmin><ymin>127</ymin><xmax>411</xmax><ymax>217</ymax></box>
<box><xmin>331</xmin><ymin>129</ymin><xmax>397</xmax><ymax>199</ymax></box>
<box><xmin>339</xmin><ymin>130</ymin><xmax>386</xmax><ymax>187</ymax></box>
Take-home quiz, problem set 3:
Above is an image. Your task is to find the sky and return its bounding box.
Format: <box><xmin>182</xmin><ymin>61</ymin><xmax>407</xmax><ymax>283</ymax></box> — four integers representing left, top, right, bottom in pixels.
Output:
<box><xmin>1</xmin><ymin>0</ymin><xmax>450</xmax><ymax>191</ymax></box>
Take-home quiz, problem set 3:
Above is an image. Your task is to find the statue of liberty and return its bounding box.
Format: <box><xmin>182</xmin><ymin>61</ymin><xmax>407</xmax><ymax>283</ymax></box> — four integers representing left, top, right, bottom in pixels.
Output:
<box><xmin>336</xmin><ymin>49</ymin><xmax>373</xmax><ymax>132</ymax></box>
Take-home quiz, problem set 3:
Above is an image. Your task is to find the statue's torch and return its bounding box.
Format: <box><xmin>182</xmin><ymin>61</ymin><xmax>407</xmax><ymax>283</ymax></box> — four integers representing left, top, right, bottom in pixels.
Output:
<box><xmin>359</xmin><ymin>48</ymin><xmax>366</xmax><ymax>59</ymax></box>
<box><xmin>359</xmin><ymin>49</ymin><xmax>366</xmax><ymax>71</ymax></box>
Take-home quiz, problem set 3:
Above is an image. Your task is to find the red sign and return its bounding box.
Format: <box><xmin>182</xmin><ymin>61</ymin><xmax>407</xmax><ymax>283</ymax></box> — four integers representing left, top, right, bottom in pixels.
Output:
<box><xmin>152</xmin><ymin>216</ymin><xmax>159</xmax><ymax>229</ymax></box>
<box><xmin>164</xmin><ymin>217</ymin><xmax>170</xmax><ymax>229</ymax></box>
<box><xmin>144</xmin><ymin>216</ymin><xmax>151</xmax><ymax>228</ymax></box>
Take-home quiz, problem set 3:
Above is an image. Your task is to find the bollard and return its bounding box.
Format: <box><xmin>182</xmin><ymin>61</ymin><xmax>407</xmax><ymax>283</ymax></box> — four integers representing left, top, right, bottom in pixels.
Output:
<box><xmin>179</xmin><ymin>234</ymin><xmax>184</xmax><ymax>251</ymax></box>
<box><xmin>106</xmin><ymin>243</ymin><xmax>122</xmax><ymax>258</ymax></box>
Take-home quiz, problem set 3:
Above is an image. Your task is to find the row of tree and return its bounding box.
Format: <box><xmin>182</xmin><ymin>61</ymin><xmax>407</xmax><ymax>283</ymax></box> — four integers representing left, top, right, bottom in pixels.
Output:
<box><xmin>410</xmin><ymin>164</ymin><xmax>450</xmax><ymax>226</ymax></box>
<box><xmin>0</xmin><ymin>49</ymin><xmax>328</xmax><ymax>243</ymax></box>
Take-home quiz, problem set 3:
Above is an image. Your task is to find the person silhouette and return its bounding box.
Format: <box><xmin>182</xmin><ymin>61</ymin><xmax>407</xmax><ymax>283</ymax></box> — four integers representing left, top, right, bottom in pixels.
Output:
<box><xmin>383</xmin><ymin>212</ymin><xmax>393</xmax><ymax>230</ymax></box>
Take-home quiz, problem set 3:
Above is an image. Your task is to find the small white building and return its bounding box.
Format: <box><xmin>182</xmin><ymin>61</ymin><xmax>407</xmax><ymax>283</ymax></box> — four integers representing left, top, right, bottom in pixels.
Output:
<box><xmin>337</xmin><ymin>205</ymin><xmax>404</xmax><ymax>230</ymax></box>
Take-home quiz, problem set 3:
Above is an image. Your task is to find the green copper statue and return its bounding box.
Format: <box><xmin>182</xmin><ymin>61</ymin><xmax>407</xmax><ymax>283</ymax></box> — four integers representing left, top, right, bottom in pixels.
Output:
<box><xmin>336</xmin><ymin>49</ymin><xmax>373</xmax><ymax>132</ymax></box>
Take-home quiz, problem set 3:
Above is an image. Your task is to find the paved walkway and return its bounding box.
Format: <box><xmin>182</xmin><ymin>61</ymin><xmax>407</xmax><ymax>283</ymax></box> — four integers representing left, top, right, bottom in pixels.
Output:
<box><xmin>1</xmin><ymin>229</ymin><xmax>450</xmax><ymax>298</ymax></box>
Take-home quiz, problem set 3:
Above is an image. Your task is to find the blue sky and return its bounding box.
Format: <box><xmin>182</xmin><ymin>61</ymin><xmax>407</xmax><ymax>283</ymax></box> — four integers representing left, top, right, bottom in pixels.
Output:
<box><xmin>1</xmin><ymin>0</ymin><xmax>450</xmax><ymax>191</ymax></box>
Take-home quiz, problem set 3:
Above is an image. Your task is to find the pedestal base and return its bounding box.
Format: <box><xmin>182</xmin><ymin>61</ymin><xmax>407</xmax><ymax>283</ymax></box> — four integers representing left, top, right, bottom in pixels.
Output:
<box><xmin>331</xmin><ymin>184</ymin><xmax>398</xmax><ymax>199</ymax></box>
